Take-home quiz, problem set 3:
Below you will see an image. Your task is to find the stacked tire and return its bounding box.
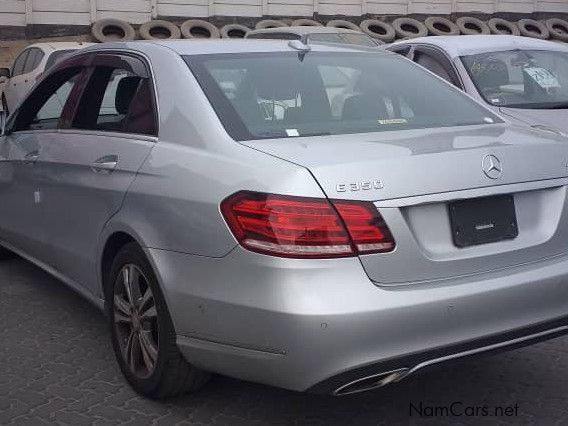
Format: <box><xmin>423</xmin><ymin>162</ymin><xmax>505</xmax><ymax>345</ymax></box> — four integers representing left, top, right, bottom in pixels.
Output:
<box><xmin>91</xmin><ymin>19</ymin><xmax>136</xmax><ymax>43</ymax></box>
<box><xmin>90</xmin><ymin>16</ymin><xmax>568</xmax><ymax>45</ymax></box>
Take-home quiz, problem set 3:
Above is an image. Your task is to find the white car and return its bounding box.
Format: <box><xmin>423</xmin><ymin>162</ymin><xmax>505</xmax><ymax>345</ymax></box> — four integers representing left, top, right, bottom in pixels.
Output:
<box><xmin>0</xmin><ymin>42</ymin><xmax>94</xmax><ymax>114</ymax></box>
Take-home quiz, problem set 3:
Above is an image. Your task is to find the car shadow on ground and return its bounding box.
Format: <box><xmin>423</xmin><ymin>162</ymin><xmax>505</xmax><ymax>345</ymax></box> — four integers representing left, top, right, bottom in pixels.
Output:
<box><xmin>1</xmin><ymin>255</ymin><xmax>566</xmax><ymax>425</ymax></box>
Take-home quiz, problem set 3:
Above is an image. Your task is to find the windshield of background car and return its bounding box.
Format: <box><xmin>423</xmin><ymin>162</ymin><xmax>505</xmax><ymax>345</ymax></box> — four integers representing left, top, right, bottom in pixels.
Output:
<box><xmin>307</xmin><ymin>33</ymin><xmax>379</xmax><ymax>47</ymax></box>
<box><xmin>185</xmin><ymin>52</ymin><xmax>500</xmax><ymax>141</ymax></box>
<box><xmin>461</xmin><ymin>49</ymin><xmax>568</xmax><ymax>109</ymax></box>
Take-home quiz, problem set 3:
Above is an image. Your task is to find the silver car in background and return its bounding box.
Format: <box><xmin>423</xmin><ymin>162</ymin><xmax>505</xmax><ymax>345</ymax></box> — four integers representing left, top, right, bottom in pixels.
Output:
<box><xmin>246</xmin><ymin>26</ymin><xmax>383</xmax><ymax>47</ymax></box>
<box><xmin>2</xmin><ymin>40</ymin><xmax>568</xmax><ymax>399</ymax></box>
<box><xmin>387</xmin><ymin>35</ymin><xmax>568</xmax><ymax>136</ymax></box>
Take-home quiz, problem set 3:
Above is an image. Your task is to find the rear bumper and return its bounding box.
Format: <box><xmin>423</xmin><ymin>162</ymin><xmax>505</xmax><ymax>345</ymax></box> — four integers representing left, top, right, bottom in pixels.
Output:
<box><xmin>147</xmin><ymin>247</ymin><xmax>568</xmax><ymax>393</ymax></box>
<box><xmin>308</xmin><ymin>316</ymin><xmax>568</xmax><ymax>394</ymax></box>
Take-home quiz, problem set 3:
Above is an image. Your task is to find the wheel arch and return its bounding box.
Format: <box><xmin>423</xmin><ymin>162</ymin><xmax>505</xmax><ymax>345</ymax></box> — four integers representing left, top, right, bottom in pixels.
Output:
<box><xmin>100</xmin><ymin>231</ymin><xmax>137</xmax><ymax>299</ymax></box>
<box><xmin>98</xmin><ymin>222</ymin><xmax>157</xmax><ymax>298</ymax></box>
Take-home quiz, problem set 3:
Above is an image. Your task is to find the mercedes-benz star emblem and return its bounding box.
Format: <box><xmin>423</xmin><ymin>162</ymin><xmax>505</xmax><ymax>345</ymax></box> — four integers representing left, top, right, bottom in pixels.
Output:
<box><xmin>482</xmin><ymin>154</ymin><xmax>502</xmax><ymax>179</ymax></box>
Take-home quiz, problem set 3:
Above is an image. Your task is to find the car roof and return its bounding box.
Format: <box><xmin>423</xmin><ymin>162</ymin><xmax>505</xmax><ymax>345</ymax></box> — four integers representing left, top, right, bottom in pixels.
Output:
<box><xmin>247</xmin><ymin>26</ymin><xmax>363</xmax><ymax>36</ymax></box>
<box><xmin>83</xmin><ymin>39</ymin><xmax>390</xmax><ymax>56</ymax></box>
<box><xmin>26</xmin><ymin>41</ymin><xmax>95</xmax><ymax>51</ymax></box>
<box><xmin>390</xmin><ymin>35</ymin><xmax>568</xmax><ymax>58</ymax></box>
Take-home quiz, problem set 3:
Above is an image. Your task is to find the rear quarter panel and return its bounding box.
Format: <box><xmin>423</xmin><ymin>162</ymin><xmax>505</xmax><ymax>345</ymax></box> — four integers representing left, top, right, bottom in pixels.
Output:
<box><xmin>105</xmin><ymin>43</ymin><xmax>325</xmax><ymax>258</ymax></box>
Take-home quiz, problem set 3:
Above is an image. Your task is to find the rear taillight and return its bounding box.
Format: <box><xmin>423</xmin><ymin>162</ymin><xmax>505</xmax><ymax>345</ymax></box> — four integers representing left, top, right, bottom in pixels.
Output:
<box><xmin>221</xmin><ymin>191</ymin><xmax>395</xmax><ymax>258</ymax></box>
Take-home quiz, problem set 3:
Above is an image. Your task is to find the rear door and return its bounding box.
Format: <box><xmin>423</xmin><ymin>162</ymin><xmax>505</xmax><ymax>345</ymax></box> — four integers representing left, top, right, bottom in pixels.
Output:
<box><xmin>35</xmin><ymin>52</ymin><xmax>157</xmax><ymax>294</ymax></box>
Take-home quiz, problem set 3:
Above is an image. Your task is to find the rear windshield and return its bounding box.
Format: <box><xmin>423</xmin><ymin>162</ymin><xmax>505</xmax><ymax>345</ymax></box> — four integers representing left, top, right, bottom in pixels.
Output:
<box><xmin>185</xmin><ymin>52</ymin><xmax>499</xmax><ymax>141</ymax></box>
<box><xmin>45</xmin><ymin>50</ymin><xmax>76</xmax><ymax>70</ymax></box>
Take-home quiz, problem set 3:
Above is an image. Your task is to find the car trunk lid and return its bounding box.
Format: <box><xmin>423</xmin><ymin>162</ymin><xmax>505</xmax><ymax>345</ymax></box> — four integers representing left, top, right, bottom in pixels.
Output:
<box><xmin>242</xmin><ymin>124</ymin><xmax>568</xmax><ymax>284</ymax></box>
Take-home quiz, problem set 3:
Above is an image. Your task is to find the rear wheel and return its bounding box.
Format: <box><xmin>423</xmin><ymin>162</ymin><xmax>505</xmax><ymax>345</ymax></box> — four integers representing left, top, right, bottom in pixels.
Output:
<box><xmin>107</xmin><ymin>243</ymin><xmax>210</xmax><ymax>399</ymax></box>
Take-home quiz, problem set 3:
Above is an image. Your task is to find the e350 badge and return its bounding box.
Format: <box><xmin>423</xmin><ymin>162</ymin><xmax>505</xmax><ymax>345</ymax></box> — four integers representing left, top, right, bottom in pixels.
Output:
<box><xmin>336</xmin><ymin>180</ymin><xmax>384</xmax><ymax>192</ymax></box>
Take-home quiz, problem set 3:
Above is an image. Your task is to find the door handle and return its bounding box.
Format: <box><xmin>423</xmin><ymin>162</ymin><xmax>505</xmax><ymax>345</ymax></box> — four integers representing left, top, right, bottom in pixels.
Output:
<box><xmin>91</xmin><ymin>155</ymin><xmax>118</xmax><ymax>174</ymax></box>
<box><xmin>23</xmin><ymin>150</ymin><xmax>39</xmax><ymax>164</ymax></box>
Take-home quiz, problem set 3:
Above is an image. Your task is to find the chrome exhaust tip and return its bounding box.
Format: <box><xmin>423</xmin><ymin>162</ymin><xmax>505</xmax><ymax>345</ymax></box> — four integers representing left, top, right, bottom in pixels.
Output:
<box><xmin>333</xmin><ymin>368</ymin><xmax>409</xmax><ymax>396</ymax></box>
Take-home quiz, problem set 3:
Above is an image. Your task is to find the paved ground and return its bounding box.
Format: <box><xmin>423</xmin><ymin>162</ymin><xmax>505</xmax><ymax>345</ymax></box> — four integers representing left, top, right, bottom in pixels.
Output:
<box><xmin>1</xmin><ymin>255</ymin><xmax>568</xmax><ymax>426</ymax></box>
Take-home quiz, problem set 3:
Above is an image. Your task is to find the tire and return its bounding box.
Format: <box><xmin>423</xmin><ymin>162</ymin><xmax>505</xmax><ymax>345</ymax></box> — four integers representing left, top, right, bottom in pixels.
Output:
<box><xmin>220</xmin><ymin>23</ymin><xmax>250</xmax><ymax>38</ymax></box>
<box><xmin>255</xmin><ymin>19</ymin><xmax>288</xmax><ymax>30</ymax></box>
<box><xmin>107</xmin><ymin>243</ymin><xmax>210</xmax><ymax>399</ymax></box>
<box><xmin>545</xmin><ymin>18</ymin><xmax>568</xmax><ymax>42</ymax></box>
<box><xmin>424</xmin><ymin>17</ymin><xmax>459</xmax><ymax>36</ymax></box>
<box><xmin>91</xmin><ymin>18</ymin><xmax>136</xmax><ymax>43</ymax></box>
<box><xmin>392</xmin><ymin>18</ymin><xmax>428</xmax><ymax>39</ymax></box>
<box><xmin>518</xmin><ymin>19</ymin><xmax>549</xmax><ymax>40</ymax></box>
<box><xmin>488</xmin><ymin>18</ymin><xmax>520</xmax><ymax>36</ymax></box>
<box><xmin>360</xmin><ymin>19</ymin><xmax>396</xmax><ymax>42</ymax></box>
<box><xmin>180</xmin><ymin>19</ymin><xmax>220</xmax><ymax>39</ymax></box>
<box><xmin>291</xmin><ymin>19</ymin><xmax>322</xmax><ymax>27</ymax></box>
<box><xmin>326</xmin><ymin>20</ymin><xmax>360</xmax><ymax>31</ymax></box>
<box><xmin>456</xmin><ymin>17</ymin><xmax>490</xmax><ymax>35</ymax></box>
<box><xmin>139</xmin><ymin>20</ymin><xmax>181</xmax><ymax>40</ymax></box>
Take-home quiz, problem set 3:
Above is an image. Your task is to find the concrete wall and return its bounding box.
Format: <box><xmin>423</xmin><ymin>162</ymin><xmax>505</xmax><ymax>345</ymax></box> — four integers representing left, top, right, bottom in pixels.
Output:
<box><xmin>1</xmin><ymin>0</ymin><xmax>567</xmax><ymax>27</ymax></box>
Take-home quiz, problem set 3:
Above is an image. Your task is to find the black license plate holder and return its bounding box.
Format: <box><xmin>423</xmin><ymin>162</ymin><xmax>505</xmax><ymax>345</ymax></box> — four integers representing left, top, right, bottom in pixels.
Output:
<box><xmin>449</xmin><ymin>195</ymin><xmax>518</xmax><ymax>248</ymax></box>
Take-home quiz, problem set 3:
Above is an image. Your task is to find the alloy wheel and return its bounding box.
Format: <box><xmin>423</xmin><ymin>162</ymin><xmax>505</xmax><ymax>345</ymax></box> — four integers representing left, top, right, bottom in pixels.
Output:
<box><xmin>113</xmin><ymin>264</ymin><xmax>159</xmax><ymax>379</ymax></box>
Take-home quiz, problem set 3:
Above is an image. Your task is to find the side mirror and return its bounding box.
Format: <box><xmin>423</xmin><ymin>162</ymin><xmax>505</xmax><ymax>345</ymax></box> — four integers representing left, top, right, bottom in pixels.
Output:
<box><xmin>0</xmin><ymin>110</ymin><xmax>7</xmax><ymax>137</ymax></box>
<box><xmin>0</xmin><ymin>68</ymin><xmax>10</xmax><ymax>79</ymax></box>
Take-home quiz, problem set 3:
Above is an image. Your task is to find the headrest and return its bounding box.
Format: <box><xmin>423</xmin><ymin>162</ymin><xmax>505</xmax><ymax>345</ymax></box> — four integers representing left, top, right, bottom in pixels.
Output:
<box><xmin>251</xmin><ymin>66</ymin><xmax>300</xmax><ymax>100</ymax></box>
<box><xmin>115</xmin><ymin>76</ymin><xmax>141</xmax><ymax>115</ymax></box>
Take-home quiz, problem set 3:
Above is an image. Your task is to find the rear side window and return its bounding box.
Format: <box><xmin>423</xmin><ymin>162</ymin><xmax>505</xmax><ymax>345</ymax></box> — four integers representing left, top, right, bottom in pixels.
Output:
<box><xmin>414</xmin><ymin>51</ymin><xmax>452</xmax><ymax>83</ymax></box>
<box><xmin>12</xmin><ymin>50</ymin><xmax>29</xmax><ymax>77</ymax></box>
<box><xmin>24</xmin><ymin>48</ymin><xmax>45</xmax><ymax>73</ymax></box>
<box><xmin>72</xmin><ymin>65</ymin><xmax>157</xmax><ymax>136</ymax></box>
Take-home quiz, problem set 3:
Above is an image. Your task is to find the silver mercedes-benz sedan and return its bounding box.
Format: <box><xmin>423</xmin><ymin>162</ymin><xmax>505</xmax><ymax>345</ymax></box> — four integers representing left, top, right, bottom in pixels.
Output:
<box><xmin>386</xmin><ymin>35</ymin><xmax>568</xmax><ymax>136</ymax></box>
<box><xmin>2</xmin><ymin>39</ymin><xmax>568</xmax><ymax>399</ymax></box>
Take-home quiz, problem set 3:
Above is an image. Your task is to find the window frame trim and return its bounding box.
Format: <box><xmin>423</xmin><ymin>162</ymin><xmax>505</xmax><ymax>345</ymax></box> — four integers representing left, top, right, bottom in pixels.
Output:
<box><xmin>6</xmin><ymin>49</ymin><xmax>160</xmax><ymax>139</ymax></box>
